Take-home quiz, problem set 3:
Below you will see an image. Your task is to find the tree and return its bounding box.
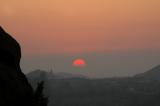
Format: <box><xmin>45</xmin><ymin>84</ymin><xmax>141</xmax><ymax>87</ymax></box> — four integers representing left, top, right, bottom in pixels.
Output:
<box><xmin>34</xmin><ymin>81</ymin><xmax>48</xmax><ymax>106</ymax></box>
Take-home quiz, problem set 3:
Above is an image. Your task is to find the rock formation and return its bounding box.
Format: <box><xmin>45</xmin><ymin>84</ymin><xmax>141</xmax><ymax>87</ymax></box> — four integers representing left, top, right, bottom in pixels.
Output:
<box><xmin>0</xmin><ymin>26</ymin><xmax>47</xmax><ymax>106</ymax></box>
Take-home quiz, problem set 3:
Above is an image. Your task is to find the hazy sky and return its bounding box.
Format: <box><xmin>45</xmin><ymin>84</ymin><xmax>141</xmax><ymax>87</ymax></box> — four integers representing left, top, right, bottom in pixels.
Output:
<box><xmin>0</xmin><ymin>0</ymin><xmax>160</xmax><ymax>77</ymax></box>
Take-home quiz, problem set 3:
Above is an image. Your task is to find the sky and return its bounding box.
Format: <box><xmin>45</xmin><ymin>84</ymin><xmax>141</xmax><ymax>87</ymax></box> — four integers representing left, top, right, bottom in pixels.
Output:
<box><xmin>0</xmin><ymin>0</ymin><xmax>160</xmax><ymax>77</ymax></box>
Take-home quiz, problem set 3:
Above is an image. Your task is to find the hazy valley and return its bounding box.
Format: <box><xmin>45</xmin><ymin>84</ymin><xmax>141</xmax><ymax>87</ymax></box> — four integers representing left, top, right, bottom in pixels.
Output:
<box><xmin>27</xmin><ymin>65</ymin><xmax>160</xmax><ymax>106</ymax></box>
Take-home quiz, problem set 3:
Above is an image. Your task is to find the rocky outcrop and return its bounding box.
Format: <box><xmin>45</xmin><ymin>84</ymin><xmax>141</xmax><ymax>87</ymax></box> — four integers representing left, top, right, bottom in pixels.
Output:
<box><xmin>0</xmin><ymin>26</ymin><xmax>46</xmax><ymax>106</ymax></box>
<box><xmin>0</xmin><ymin>27</ymin><xmax>21</xmax><ymax>70</ymax></box>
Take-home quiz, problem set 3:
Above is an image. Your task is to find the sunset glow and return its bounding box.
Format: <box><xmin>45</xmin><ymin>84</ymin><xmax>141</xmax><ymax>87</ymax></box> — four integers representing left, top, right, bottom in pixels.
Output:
<box><xmin>0</xmin><ymin>0</ymin><xmax>160</xmax><ymax>77</ymax></box>
<box><xmin>0</xmin><ymin>0</ymin><xmax>160</xmax><ymax>55</ymax></box>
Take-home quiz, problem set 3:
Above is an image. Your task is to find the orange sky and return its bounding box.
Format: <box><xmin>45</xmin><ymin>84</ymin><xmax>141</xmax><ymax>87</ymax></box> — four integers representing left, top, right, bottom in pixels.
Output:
<box><xmin>0</xmin><ymin>0</ymin><xmax>160</xmax><ymax>56</ymax></box>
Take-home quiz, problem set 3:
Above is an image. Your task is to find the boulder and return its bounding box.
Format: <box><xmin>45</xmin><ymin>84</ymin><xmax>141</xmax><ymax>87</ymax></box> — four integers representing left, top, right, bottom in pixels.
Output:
<box><xmin>0</xmin><ymin>26</ymin><xmax>34</xmax><ymax>106</ymax></box>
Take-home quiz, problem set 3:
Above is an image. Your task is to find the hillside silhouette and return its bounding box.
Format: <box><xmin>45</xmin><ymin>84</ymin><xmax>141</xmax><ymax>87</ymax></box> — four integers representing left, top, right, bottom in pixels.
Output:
<box><xmin>27</xmin><ymin>65</ymin><xmax>160</xmax><ymax>106</ymax></box>
<box><xmin>0</xmin><ymin>26</ymin><xmax>47</xmax><ymax>106</ymax></box>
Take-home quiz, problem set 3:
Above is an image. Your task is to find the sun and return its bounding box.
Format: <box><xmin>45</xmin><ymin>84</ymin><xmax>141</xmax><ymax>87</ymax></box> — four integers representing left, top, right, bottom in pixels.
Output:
<box><xmin>73</xmin><ymin>58</ymin><xmax>86</xmax><ymax>67</ymax></box>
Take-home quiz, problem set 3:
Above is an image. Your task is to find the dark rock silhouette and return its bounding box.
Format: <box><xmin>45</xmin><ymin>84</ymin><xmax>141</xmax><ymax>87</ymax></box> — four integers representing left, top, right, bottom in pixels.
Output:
<box><xmin>0</xmin><ymin>26</ymin><xmax>47</xmax><ymax>106</ymax></box>
<box><xmin>0</xmin><ymin>26</ymin><xmax>21</xmax><ymax>70</ymax></box>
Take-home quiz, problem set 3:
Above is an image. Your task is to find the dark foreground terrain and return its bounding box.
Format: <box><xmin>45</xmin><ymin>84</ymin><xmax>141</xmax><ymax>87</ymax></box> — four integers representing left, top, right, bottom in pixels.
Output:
<box><xmin>0</xmin><ymin>27</ymin><xmax>47</xmax><ymax>106</ymax></box>
<box><xmin>27</xmin><ymin>65</ymin><xmax>160</xmax><ymax>106</ymax></box>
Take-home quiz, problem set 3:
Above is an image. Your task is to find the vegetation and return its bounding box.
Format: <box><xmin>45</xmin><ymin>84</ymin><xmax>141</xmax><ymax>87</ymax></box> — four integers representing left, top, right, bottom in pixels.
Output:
<box><xmin>34</xmin><ymin>81</ymin><xmax>48</xmax><ymax>106</ymax></box>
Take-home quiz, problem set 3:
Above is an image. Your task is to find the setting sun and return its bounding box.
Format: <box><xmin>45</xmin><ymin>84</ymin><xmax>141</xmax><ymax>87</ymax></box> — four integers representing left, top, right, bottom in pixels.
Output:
<box><xmin>73</xmin><ymin>59</ymin><xmax>86</xmax><ymax>67</ymax></box>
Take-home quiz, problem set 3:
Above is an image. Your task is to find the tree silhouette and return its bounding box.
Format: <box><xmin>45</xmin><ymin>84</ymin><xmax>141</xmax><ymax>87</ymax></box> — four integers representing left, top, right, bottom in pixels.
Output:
<box><xmin>34</xmin><ymin>81</ymin><xmax>48</xmax><ymax>106</ymax></box>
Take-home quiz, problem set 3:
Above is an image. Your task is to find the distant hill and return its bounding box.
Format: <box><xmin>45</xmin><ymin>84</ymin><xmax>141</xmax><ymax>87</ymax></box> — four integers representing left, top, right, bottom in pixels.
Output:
<box><xmin>26</xmin><ymin>65</ymin><xmax>160</xmax><ymax>106</ymax></box>
<box><xmin>27</xmin><ymin>69</ymin><xmax>87</xmax><ymax>80</ymax></box>
<box><xmin>134</xmin><ymin>65</ymin><xmax>160</xmax><ymax>81</ymax></box>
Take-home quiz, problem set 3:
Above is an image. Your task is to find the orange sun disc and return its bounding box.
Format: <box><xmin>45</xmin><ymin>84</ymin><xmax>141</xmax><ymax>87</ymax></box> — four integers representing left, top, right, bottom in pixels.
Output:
<box><xmin>73</xmin><ymin>59</ymin><xmax>86</xmax><ymax>67</ymax></box>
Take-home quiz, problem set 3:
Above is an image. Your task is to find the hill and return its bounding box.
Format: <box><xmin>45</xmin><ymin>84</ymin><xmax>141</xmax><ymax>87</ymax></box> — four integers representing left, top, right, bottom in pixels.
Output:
<box><xmin>134</xmin><ymin>65</ymin><xmax>160</xmax><ymax>81</ymax></box>
<box><xmin>27</xmin><ymin>69</ymin><xmax>86</xmax><ymax>80</ymax></box>
<box><xmin>27</xmin><ymin>65</ymin><xmax>160</xmax><ymax>106</ymax></box>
